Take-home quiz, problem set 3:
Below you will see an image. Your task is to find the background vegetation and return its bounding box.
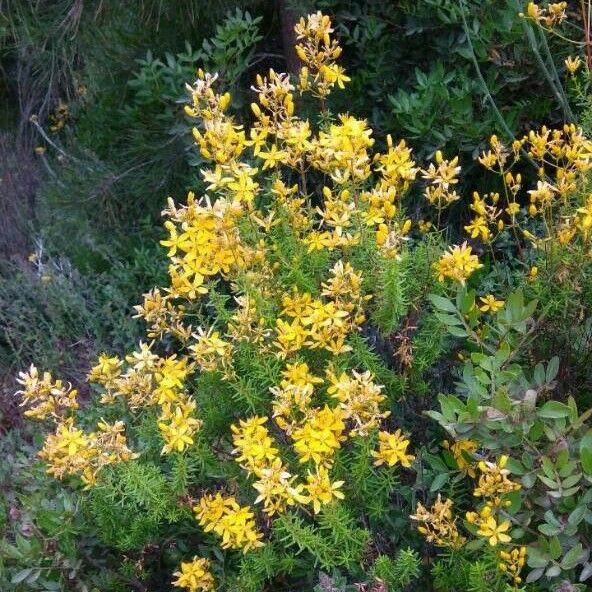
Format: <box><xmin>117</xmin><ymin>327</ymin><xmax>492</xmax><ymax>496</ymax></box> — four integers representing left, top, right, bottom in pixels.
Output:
<box><xmin>1</xmin><ymin>1</ymin><xmax>592</xmax><ymax>591</ymax></box>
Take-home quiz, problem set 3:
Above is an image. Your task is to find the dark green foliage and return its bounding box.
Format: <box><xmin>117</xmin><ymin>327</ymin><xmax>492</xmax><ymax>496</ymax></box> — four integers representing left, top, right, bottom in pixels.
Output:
<box><xmin>0</xmin><ymin>430</ymin><xmax>89</xmax><ymax>591</ymax></box>
<box><xmin>87</xmin><ymin>461</ymin><xmax>179</xmax><ymax>551</ymax></box>
<box><xmin>0</xmin><ymin>248</ymin><xmax>164</xmax><ymax>385</ymax></box>
<box><xmin>368</xmin><ymin>548</ymin><xmax>421</xmax><ymax>590</ymax></box>
<box><xmin>292</xmin><ymin>0</ymin><xmax>569</xmax><ymax>159</ymax></box>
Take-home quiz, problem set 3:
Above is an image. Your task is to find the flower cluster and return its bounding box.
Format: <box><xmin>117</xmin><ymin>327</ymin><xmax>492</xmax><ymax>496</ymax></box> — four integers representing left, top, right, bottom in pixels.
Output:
<box><xmin>184</xmin><ymin>71</ymin><xmax>245</xmax><ymax>166</ymax></box>
<box><xmin>371</xmin><ymin>430</ymin><xmax>415</xmax><ymax>468</ymax></box>
<box><xmin>472</xmin><ymin>127</ymin><xmax>592</xmax><ymax>252</ymax></box>
<box><xmin>160</xmin><ymin>193</ymin><xmax>251</xmax><ymax>300</ymax></box>
<box><xmin>291</xmin><ymin>405</ymin><xmax>346</xmax><ymax>467</ymax></box>
<box><xmin>433</xmin><ymin>242</ymin><xmax>483</xmax><ymax>284</ymax></box>
<box><xmin>414</xmin><ymin>453</ymin><xmax>521</xmax><ymax>555</ymax></box>
<box><xmin>294</xmin><ymin>11</ymin><xmax>349</xmax><ymax>98</ymax></box>
<box><xmin>498</xmin><ymin>546</ymin><xmax>527</xmax><ymax>585</ymax></box>
<box><xmin>326</xmin><ymin>369</ymin><xmax>389</xmax><ymax>436</ymax></box>
<box><xmin>270</xmin><ymin>362</ymin><xmax>323</xmax><ymax>432</ymax></box>
<box><xmin>422</xmin><ymin>150</ymin><xmax>461</xmax><ymax>219</ymax></box>
<box><xmin>88</xmin><ymin>345</ymin><xmax>202</xmax><ymax>454</ymax></box>
<box><xmin>133</xmin><ymin>288</ymin><xmax>189</xmax><ymax>341</ymax></box>
<box><xmin>194</xmin><ymin>493</ymin><xmax>264</xmax><ymax>553</ymax></box>
<box><xmin>273</xmin><ymin>284</ymin><xmax>357</xmax><ymax>358</ymax></box>
<box><xmin>38</xmin><ymin>418</ymin><xmax>138</xmax><ymax>488</ymax></box>
<box><xmin>464</xmin><ymin>191</ymin><xmax>504</xmax><ymax>244</ymax></box>
<box><xmin>522</xmin><ymin>2</ymin><xmax>567</xmax><ymax>27</ymax></box>
<box><xmin>172</xmin><ymin>556</ymin><xmax>214</xmax><ymax>592</ymax></box>
<box><xmin>465</xmin><ymin>505</ymin><xmax>511</xmax><ymax>546</ymax></box>
<box><xmin>18</xmin><ymin>364</ymin><xmax>137</xmax><ymax>486</ymax></box>
<box><xmin>16</xmin><ymin>365</ymin><xmax>79</xmax><ymax>420</ymax></box>
<box><xmin>473</xmin><ymin>455</ymin><xmax>521</xmax><ymax>507</ymax></box>
<box><xmin>410</xmin><ymin>495</ymin><xmax>466</xmax><ymax>549</ymax></box>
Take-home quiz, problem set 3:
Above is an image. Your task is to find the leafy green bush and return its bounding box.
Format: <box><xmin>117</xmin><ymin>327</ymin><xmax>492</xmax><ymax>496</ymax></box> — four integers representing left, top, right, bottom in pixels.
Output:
<box><xmin>292</xmin><ymin>0</ymin><xmax>575</xmax><ymax>159</ymax></box>
<box><xmin>5</xmin><ymin>4</ymin><xmax>592</xmax><ymax>592</ymax></box>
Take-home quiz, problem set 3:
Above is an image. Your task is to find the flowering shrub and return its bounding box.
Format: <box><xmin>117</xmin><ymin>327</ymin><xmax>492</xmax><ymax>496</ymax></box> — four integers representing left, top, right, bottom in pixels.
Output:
<box><xmin>14</xmin><ymin>9</ymin><xmax>592</xmax><ymax>592</ymax></box>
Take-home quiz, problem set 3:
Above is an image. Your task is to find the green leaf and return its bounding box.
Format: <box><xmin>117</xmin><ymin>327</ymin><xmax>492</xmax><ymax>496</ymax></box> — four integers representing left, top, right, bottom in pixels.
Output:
<box><xmin>561</xmin><ymin>473</ymin><xmax>581</xmax><ymax>488</ymax></box>
<box><xmin>430</xmin><ymin>472</ymin><xmax>449</xmax><ymax>492</ymax></box>
<box><xmin>434</xmin><ymin>312</ymin><xmax>462</xmax><ymax>326</ymax></box>
<box><xmin>538</xmin><ymin>523</ymin><xmax>562</xmax><ymax>536</ymax></box>
<box><xmin>568</xmin><ymin>505</ymin><xmax>586</xmax><ymax>526</ymax></box>
<box><xmin>538</xmin><ymin>401</ymin><xmax>570</xmax><ymax>419</ymax></box>
<box><xmin>534</xmin><ymin>363</ymin><xmax>546</xmax><ymax>387</ymax></box>
<box><xmin>527</xmin><ymin>546</ymin><xmax>549</xmax><ymax>569</ymax></box>
<box><xmin>525</xmin><ymin>567</ymin><xmax>544</xmax><ymax>582</ymax></box>
<box><xmin>424</xmin><ymin>453</ymin><xmax>448</xmax><ymax>472</ymax></box>
<box><xmin>580</xmin><ymin>429</ymin><xmax>592</xmax><ymax>475</ymax></box>
<box><xmin>549</xmin><ymin>536</ymin><xmax>561</xmax><ymax>560</ymax></box>
<box><xmin>11</xmin><ymin>569</ymin><xmax>32</xmax><ymax>584</ymax></box>
<box><xmin>545</xmin><ymin>564</ymin><xmax>561</xmax><ymax>578</ymax></box>
<box><xmin>446</xmin><ymin>325</ymin><xmax>468</xmax><ymax>338</ymax></box>
<box><xmin>561</xmin><ymin>543</ymin><xmax>583</xmax><ymax>570</ymax></box>
<box><xmin>546</xmin><ymin>357</ymin><xmax>560</xmax><ymax>382</ymax></box>
<box><xmin>428</xmin><ymin>294</ymin><xmax>457</xmax><ymax>313</ymax></box>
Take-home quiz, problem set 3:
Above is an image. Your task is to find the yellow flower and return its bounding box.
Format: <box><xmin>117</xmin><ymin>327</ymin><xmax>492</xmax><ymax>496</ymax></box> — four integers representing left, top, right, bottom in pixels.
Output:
<box><xmin>258</xmin><ymin>144</ymin><xmax>288</xmax><ymax>170</ymax></box>
<box><xmin>292</xmin><ymin>405</ymin><xmax>346</xmax><ymax>466</ymax></box>
<box><xmin>16</xmin><ymin>365</ymin><xmax>79</xmax><ymax>421</ymax></box>
<box><xmin>464</xmin><ymin>216</ymin><xmax>491</xmax><ymax>242</ymax></box>
<box><xmin>371</xmin><ymin>429</ymin><xmax>414</xmax><ymax>468</ymax></box>
<box><xmin>326</xmin><ymin>368</ymin><xmax>389</xmax><ymax>436</ymax></box>
<box><xmin>87</xmin><ymin>354</ymin><xmax>123</xmax><ymax>389</ymax></box>
<box><xmin>443</xmin><ymin>439</ymin><xmax>477</xmax><ymax>477</ymax></box>
<box><xmin>172</xmin><ymin>556</ymin><xmax>214</xmax><ymax>592</ymax></box>
<box><xmin>498</xmin><ymin>546</ymin><xmax>527</xmax><ymax>585</ymax></box>
<box><xmin>194</xmin><ymin>494</ymin><xmax>264</xmax><ymax>553</ymax></box>
<box><xmin>565</xmin><ymin>56</ymin><xmax>582</xmax><ymax>75</ymax></box>
<box><xmin>158</xmin><ymin>402</ymin><xmax>202</xmax><ymax>454</ymax></box>
<box><xmin>528</xmin><ymin>266</ymin><xmax>539</xmax><ymax>281</ymax></box>
<box><xmin>479</xmin><ymin>294</ymin><xmax>505</xmax><ymax>313</ymax></box>
<box><xmin>252</xmin><ymin>457</ymin><xmax>309</xmax><ymax>515</ymax></box>
<box><xmin>54</xmin><ymin>423</ymin><xmax>89</xmax><ymax>456</ymax></box>
<box><xmin>505</xmin><ymin>202</ymin><xmax>520</xmax><ymax>217</ymax></box>
<box><xmin>433</xmin><ymin>242</ymin><xmax>483</xmax><ymax>284</ymax></box>
<box><xmin>410</xmin><ymin>495</ymin><xmax>466</xmax><ymax>549</ymax></box>
<box><xmin>231</xmin><ymin>416</ymin><xmax>278</xmax><ymax>474</ymax></box>
<box><xmin>304</xmin><ymin>466</ymin><xmax>344</xmax><ymax>514</ymax></box>
<box><xmin>476</xmin><ymin>514</ymin><xmax>512</xmax><ymax>546</ymax></box>
<box><xmin>294</xmin><ymin>12</ymin><xmax>346</xmax><ymax>98</ymax></box>
<box><xmin>473</xmin><ymin>455</ymin><xmax>521</xmax><ymax>504</ymax></box>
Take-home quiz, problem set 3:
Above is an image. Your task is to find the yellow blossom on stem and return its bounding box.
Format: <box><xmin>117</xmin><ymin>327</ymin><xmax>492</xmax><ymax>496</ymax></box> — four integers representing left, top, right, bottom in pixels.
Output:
<box><xmin>16</xmin><ymin>365</ymin><xmax>79</xmax><ymax>421</ymax></box>
<box><xmin>467</xmin><ymin>506</ymin><xmax>512</xmax><ymax>546</ymax></box>
<box><xmin>326</xmin><ymin>368</ymin><xmax>389</xmax><ymax>436</ymax></box>
<box><xmin>433</xmin><ymin>242</ymin><xmax>483</xmax><ymax>284</ymax></box>
<box><xmin>291</xmin><ymin>405</ymin><xmax>346</xmax><ymax>466</ymax></box>
<box><xmin>479</xmin><ymin>294</ymin><xmax>505</xmax><ymax>313</ymax></box>
<box><xmin>252</xmin><ymin>457</ymin><xmax>309</xmax><ymax>515</ymax></box>
<box><xmin>473</xmin><ymin>455</ymin><xmax>521</xmax><ymax>503</ymax></box>
<box><xmin>194</xmin><ymin>493</ymin><xmax>264</xmax><ymax>553</ymax></box>
<box><xmin>410</xmin><ymin>495</ymin><xmax>466</xmax><ymax>549</ymax></box>
<box><xmin>231</xmin><ymin>416</ymin><xmax>278</xmax><ymax>475</ymax></box>
<box><xmin>565</xmin><ymin>56</ymin><xmax>582</xmax><ymax>75</ymax></box>
<box><xmin>371</xmin><ymin>429</ymin><xmax>414</xmax><ymax>468</ymax></box>
<box><xmin>304</xmin><ymin>466</ymin><xmax>344</xmax><ymax>514</ymax></box>
<box><xmin>158</xmin><ymin>399</ymin><xmax>202</xmax><ymax>454</ymax></box>
<box><xmin>172</xmin><ymin>556</ymin><xmax>214</xmax><ymax>592</ymax></box>
<box><xmin>499</xmin><ymin>546</ymin><xmax>527</xmax><ymax>585</ymax></box>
